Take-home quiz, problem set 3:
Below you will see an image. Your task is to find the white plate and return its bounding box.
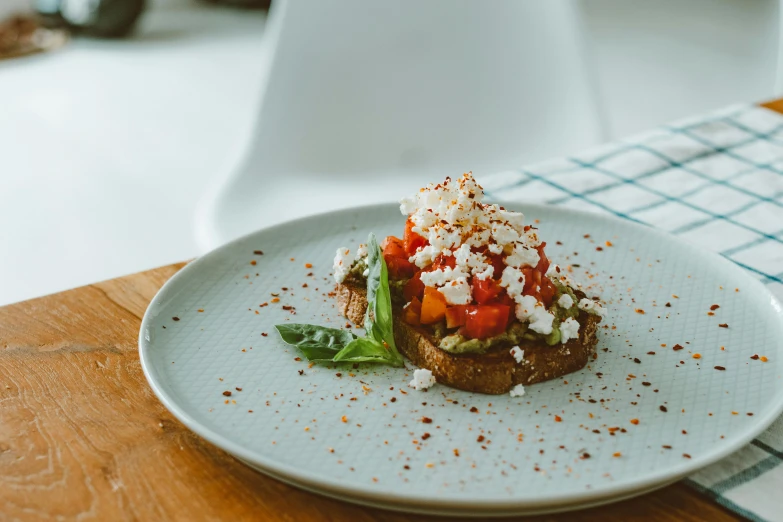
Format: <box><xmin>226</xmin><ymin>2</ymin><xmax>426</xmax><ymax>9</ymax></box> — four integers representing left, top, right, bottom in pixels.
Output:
<box><xmin>139</xmin><ymin>203</ymin><xmax>783</xmax><ymax>516</ymax></box>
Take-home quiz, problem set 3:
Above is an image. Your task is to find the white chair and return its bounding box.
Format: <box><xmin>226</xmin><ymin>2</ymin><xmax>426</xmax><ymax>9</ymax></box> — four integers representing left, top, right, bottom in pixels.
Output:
<box><xmin>194</xmin><ymin>0</ymin><xmax>605</xmax><ymax>251</ymax></box>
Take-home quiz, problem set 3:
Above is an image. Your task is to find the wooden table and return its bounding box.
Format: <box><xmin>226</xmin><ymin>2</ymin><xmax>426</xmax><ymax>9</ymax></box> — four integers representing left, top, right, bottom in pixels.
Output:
<box><xmin>8</xmin><ymin>100</ymin><xmax>783</xmax><ymax>521</ymax></box>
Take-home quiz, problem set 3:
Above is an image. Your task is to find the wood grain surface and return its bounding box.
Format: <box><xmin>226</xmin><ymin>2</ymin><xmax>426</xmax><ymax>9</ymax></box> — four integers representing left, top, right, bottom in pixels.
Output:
<box><xmin>10</xmin><ymin>98</ymin><xmax>783</xmax><ymax>520</ymax></box>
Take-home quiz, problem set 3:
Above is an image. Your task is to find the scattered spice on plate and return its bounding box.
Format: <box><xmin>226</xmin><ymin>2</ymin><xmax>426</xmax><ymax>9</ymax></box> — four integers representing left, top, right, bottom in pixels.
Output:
<box><xmin>710</xmin><ymin>304</ymin><xmax>720</xmax><ymax>311</ymax></box>
<box><xmin>422</xmin><ymin>433</ymin><xmax>431</xmax><ymax>440</ymax></box>
<box><xmin>613</xmin><ymin>452</ymin><xmax>621</xmax><ymax>458</ymax></box>
<box><xmin>341</xmin><ymin>415</ymin><xmax>348</xmax><ymax>423</ymax></box>
<box><xmin>750</xmin><ymin>354</ymin><xmax>759</xmax><ymax>360</ymax></box>
<box><xmin>223</xmin><ymin>391</ymin><xmax>232</xmax><ymax>397</ymax></box>
<box><xmin>761</xmin><ymin>356</ymin><xmax>769</xmax><ymax>362</ymax></box>
<box><xmin>305</xmin><ymin>263</ymin><xmax>313</xmax><ymax>268</ymax></box>
<box><xmin>630</xmin><ymin>419</ymin><xmax>639</xmax><ymax>425</ymax></box>
<box><xmin>253</xmin><ymin>250</ymin><xmax>264</xmax><ymax>255</ymax></box>
<box><xmin>477</xmin><ymin>435</ymin><xmax>485</xmax><ymax>442</ymax></box>
<box><xmin>714</xmin><ymin>366</ymin><xmax>726</xmax><ymax>371</ymax></box>
<box><xmin>470</xmin><ymin>407</ymin><xmax>479</xmax><ymax>413</ymax></box>
<box><xmin>635</xmin><ymin>309</ymin><xmax>645</xmax><ymax>314</ymax></box>
<box><xmin>250</xmin><ymin>260</ymin><xmax>257</xmax><ymax>266</ymax></box>
<box><xmin>633</xmin><ymin>358</ymin><xmax>641</xmax><ymax>364</ymax></box>
<box><xmin>605</xmin><ymin>241</ymin><xmax>613</xmax><ymax>247</ymax></box>
<box><xmin>271</xmin><ymin>297</ymin><xmax>280</xmax><ymax>303</ymax></box>
<box><xmin>662</xmin><ymin>445</ymin><xmax>672</xmax><ymax>450</ymax></box>
<box><xmin>421</xmin><ymin>417</ymin><xmax>433</xmax><ymax>424</ymax></box>
<box><xmin>554</xmin><ymin>415</ymin><xmax>562</xmax><ymax>422</ymax></box>
<box><xmin>660</xmin><ymin>405</ymin><xmax>667</xmax><ymax>412</ymax></box>
<box><xmin>673</xmin><ymin>344</ymin><xmax>684</xmax><ymax>351</ymax></box>
<box><xmin>665</xmin><ymin>302</ymin><xmax>671</xmax><ymax>307</ymax></box>
<box><xmin>718</xmin><ymin>323</ymin><xmax>728</xmax><ymax>328</ymax></box>
<box><xmin>692</xmin><ymin>354</ymin><xmax>701</xmax><ymax>359</ymax></box>
<box><xmin>683</xmin><ymin>454</ymin><xmax>691</xmax><ymax>459</ymax></box>
<box><xmin>172</xmin><ymin>317</ymin><xmax>180</xmax><ymax>322</ymax></box>
<box><xmin>454</xmin><ymin>449</ymin><xmax>460</xmax><ymax>456</ymax></box>
<box><xmin>642</xmin><ymin>382</ymin><xmax>651</xmax><ymax>386</ymax></box>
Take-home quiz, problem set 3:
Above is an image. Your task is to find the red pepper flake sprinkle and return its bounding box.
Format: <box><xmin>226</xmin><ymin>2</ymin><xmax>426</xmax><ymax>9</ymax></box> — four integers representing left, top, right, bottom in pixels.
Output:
<box><xmin>422</xmin><ymin>433</ymin><xmax>431</xmax><ymax>440</ymax></box>
<box><xmin>302</xmin><ymin>283</ymin><xmax>308</xmax><ymax>288</ymax></box>
<box><xmin>660</xmin><ymin>405</ymin><xmax>667</xmax><ymax>412</ymax></box>
<box><xmin>222</xmin><ymin>391</ymin><xmax>232</xmax><ymax>397</ymax></box>
<box><xmin>692</xmin><ymin>353</ymin><xmax>701</xmax><ymax>359</ymax></box>
<box><xmin>271</xmin><ymin>297</ymin><xmax>280</xmax><ymax>303</ymax></box>
<box><xmin>305</xmin><ymin>263</ymin><xmax>313</xmax><ymax>268</ymax></box>
<box><xmin>390</xmin><ymin>397</ymin><xmax>396</xmax><ymax>402</ymax></box>
<box><xmin>253</xmin><ymin>250</ymin><xmax>264</xmax><ymax>255</ymax></box>
<box><xmin>665</xmin><ymin>302</ymin><xmax>671</xmax><ymax>307</ymax></box>
<box><xmin>750</xmin><ymin>354</ymin><xmax>759</xmax><ymax>360</ymax></box>
<box><xmin>554</xmin><ymin>415</ymin><xmax>562</xmax><ymax>422</ymax></box>
<box><xmin>197</xmin><ymin>309</ymin><xmax>204</xmax><ymax>313</ymax></box>
<box><xmin>584</xmin><ymin>234</ymin><xmax>590</xmax><ymax>238</ymax></box>
<box><xmin>421</xmin><ymin>417</ymin><xmax>433</xmax><ymax>424</ymax></box>
<box><xmin>633</xmin><ymin>358</ymin><xmax>641</xmax><ymax>364</ymax></box>
<box><xmin>635</xmin><ymin>309</ymin><xmax>645</xmax><ymax>314</ymax></box>
<box><xmin>250</xmin><ymin>260</ymin><xmax>257</xmax><ymax>266</ymax></box>
<box><xmin>236</xmin><ymin>387</ymin><xmax>242</xmax><ymax>391</ymax></box>
<box><xmin>341</xmin><ymin>415</ymin><xmax>348</xmax><ymax>423</ymax></box>
<box><xmin>581</xmin><ymin>452</ymin><xmax>591</xmax><ymax>459</ymax></box>
<box><xmin>605</xmin><ymin>241</ymin><xmax>613</xmax><ymax>247</ymax></box>
<box><xmin>290</xmin><ymin>258</ymin><xmax>295</xmax><ymax>261</ymax></box>
<box><xmin>710</xmin><ymin>304</ymin><xmax>720</xmax><ymax>311</ymax></box>
<box><xmin>294</xmin><ymin>357</ymin><xmax>302</xmax><ymax>361</ymax></box>
<box><xmin>172</xmin><ymin>317</ymin><xmax>180</xmax><ymax>321</ymax></box>
<box><xmin>453</xmin><ymin>449</ymin><xmax>460</xmax><ymax>457</ymax></box>
<box><xmin>662</xmin><ymin>445</ymin><xmax>672</xmax><ymax>449</ymax></box>
<box><xmin>261</xmin><ymin>332</ymin><xmax>268</xmax><ymax>337</ymax></box>
<box><xmin>470</xmin><ymin>407</ymin><xmax>479</xmax><ymax>413</ymax></box>
<box><xmin>683</xmin><ymin>453</ymin><xmax>691</xmax><ymax>459</ymax></box>
<box><xmin>718</xmin><ymin>323</ymin><xmax>728</xmax><ymax>328</ymax></box>
<box><xmin>477</xmin><ymin>435</ymin><xmax>485</xmax><ymax>442</ymax></box>
<box><xmin>642</xmin><ymin>382</ymin><xmax>651</xmax><ymax>386</ymax></box>
<box><xmin>761</xmin><ymin>356</ymin><xmax>769</xmax><ymax>362</ymax></box>
<box><xmin>714</xmin><ymin>366</ymin><xmax>726</xmax><ymax>371</ymax></box>
<box><xmin>596</xmin><ymin>247</ymin><xmax>603</xmax><ymax>251</ymax></box>
<box><xmin>630</xmin><ymin>418</ymin><xmax>639</xmax><ymax>425</ymax></box>
<box><xmin>673</xmin><ymin>344</ymin><xmax>684</xmax><ymax>351</ymax></box>
<box><xmin>613</xmin><ymin>452</ymin><xmax>621</xmax><ymax>458</ymax></box>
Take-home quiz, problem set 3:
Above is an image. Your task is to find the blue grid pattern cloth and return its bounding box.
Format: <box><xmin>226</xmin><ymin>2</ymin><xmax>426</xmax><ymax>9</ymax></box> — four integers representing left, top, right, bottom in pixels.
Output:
<box><xmin>483</xmin><ymin>104</ymin><xmax>783</xmax><ymax>522</ymax></box>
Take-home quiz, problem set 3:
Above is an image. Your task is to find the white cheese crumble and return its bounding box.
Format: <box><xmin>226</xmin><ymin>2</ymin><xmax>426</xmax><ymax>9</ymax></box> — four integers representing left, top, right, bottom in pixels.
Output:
<box><xmin>333</xmin><ymin>247</ymin><xmax>352</xmax><ymax>283</ymax></box>
<box><xmin>355</xmin><ymin>244</ymin><xmax>368</xmax><ymax>260</ymax></box>
<box><xmin>510</xmin><ymin>346</ymin><xmax>524</xmax><ymax>364</ymax></box>
<box><xmin>499</xmin><ymin>266</ymin><xmax>526</xmax><ymax>303</ymax></box>
<box><xmin>505</xmin><ymin>243</ymin><xmax>540</xmax><ymax>269</ymax></box>
<box><xmin>516</xmin><ymin>295</ymin><xmax>554</xmax><ymax>335</ymax></box>
<box><xmin>419</xmin><ymin>265</ymin><xmax>470</xmax><ymax>287</ymax></box>
<box><xmin>559</xmin><ymin>317</ymin><xmax>580</xmax><ymax>344</ymax></box>
<box><xmin>509</xmin><ymin>384</ymin><xmax>526</xmax><ymax>397</ymax></box>
<box><xmin>557</xmin><ymin>293</ymin><xmax>574</xmax><ymax>310</ymax></box>
<box><xmin>409</xmin><ymin>368</ymin><xmax>436</xmax><ymax>391</ymax></box>
<box><xmin>438</xmin><ymin>278</ymin><xmax>473</xmax><ymax>305</ymax></box>
<box><xmin>578</xmin><ymin>298</ymin><xmax>606</xmax><ymax>316</ymax></box>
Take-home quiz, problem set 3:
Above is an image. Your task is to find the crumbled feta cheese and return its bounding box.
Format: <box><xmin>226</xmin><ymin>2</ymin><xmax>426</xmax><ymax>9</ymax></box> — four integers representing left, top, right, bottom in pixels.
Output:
<box><xmin>453</xmin><ymin>243</ymin><xmax>491</xmax><ymax>275</ymax></box>
<box><xmin>578</xmin><ymin>298</ymin><xmax>606</xmax><ymax>316</ymax></box>
<box><xmin>491</xmin><ymin>221</ymin><xmax>520</xmax><ymax>246</ymax></box>
<box><xmin>487</xmin><ymin>242</ymin><xmax>503</xmax><ymax>254</ymax></box>
<box><xmin>409</xmin><ymin>368</ymin><xmax>436</xmax><ymax>391</ymax></box>
<box><xmin>499</xmin><ymin>266</ymin><xmax>526</xmax><ymax>302</ymax></box>
<box><xmin>333</xmin><ymin>247</ymin><xmax>352</xmax><ymax>283</ymax></box>
<box><xmin>509</xmin><ymin>384</ymin><xmax>525</xmax><ymax>397</ymax></box>
<box><xmin>505</xmin><ymin>242</ymin><xmax>540</xmax><ymax>269</ymax></box>
<box><xmin>510</xmin><ymin>346</ymin><xmax>524</xmax><ymax>364</ymax></box>
<box><xmin>557</xmin><ymin>293</ymin><xmax>574</xmax><ymax>309</ymax></box>
<box><xmin>560</xmin><ymin>317</ymin><xmax>580</xmax><ymax>344</ymax></box>
<box><xmin>355</xmin><ymin>244</ymin><xmax>368</xmax><ymax>260</ymax></box>
<box><xmin>438</xmin><ymin>278</ymin><xmax>472</xmax><ymax>305</ymax></box>
<box><xmin>473</xmin><ymin>265</ymin><xmax>494</xmax><ymax>280</ymax></box>
<box><xmin>420</xmin><ymin>266</ymin><xmax>470</xmax><ymax>287</ymax></box>
<box><xmin>546</xmin><ymin>263</ymin><xmax>560</xmax><ymax>277</ymax></box>
<box><xmin>516</xmin><ymin>295</ymin><xmax>554</xmax><ymax>335</ymax></box>
<box><xmin>400</xmin><ymin>195</ymin><xmax>418</xmax><ymax>216</ymax></box>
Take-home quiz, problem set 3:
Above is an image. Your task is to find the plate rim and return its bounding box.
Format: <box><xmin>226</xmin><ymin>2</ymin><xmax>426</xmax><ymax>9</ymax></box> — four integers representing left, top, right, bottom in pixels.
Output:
<box><xmin>139</xmin><ymin>201</ymin><xmax>783</xmax><ymax>514</ymax></box>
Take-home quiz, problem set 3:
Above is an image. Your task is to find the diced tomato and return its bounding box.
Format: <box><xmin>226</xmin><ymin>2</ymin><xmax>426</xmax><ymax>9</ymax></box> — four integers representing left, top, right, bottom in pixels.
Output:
<box><xmin>403</xmin><ymin>296</ymin><xmax>422</xmax><ymax>326</ymax></box>
<box><xmin>386</xmin><ymin>256</ymin><xmax>415</xmax><ymax>279</ymax></box>
<box><xmin>488</xmin><ymin>253</ymin><xmax>505</xmax><ymax>279</ymax></box>
<box><xmin>522</xmin><ymin>267</ymin><xmax>537</xmax><ymax>294</ymax></box>
<box><xmin>383</xmin><ymin>236</ymin><xmax>415</xmax><ymax>279</ymax></box>
<box><xmin>463</xmin><ymin>304</ymin><xmax>510</xmax><ymax>340</ymax></box>
<box><xmin>472</xmin><ymin>277</ymin><xmax>504</xmax><ymax>304</ymax></box>
<box><xmin>420</xmin><ymin>287</ymin><xmax>448</xmax><ymax>324</ymax></box>
<box><xmin>539</xmin><ymin>277</ymin><xmax>557</xmax><ymax>307</ymax></box>
<box><xmin>403</xmin><ymin>270</ymin><xmax>425</xmax><ymax>301</ymax></box>
<box><xmin>497</xmin><ymin>292</ymin><xmax>517</xmax><ymax>326</ymax></box>
<box><xmin>403</xmin><ymin>219</ymin><xmax>428</xmax><ymax>256</ymax></box>
<box><xmin>430</xmin><ymin>253</ymin><xmax>456</xmax><ymax>271</ymax></box>
<box><xmin>383</xmin><ymin>236</ymin><xmax>407</xmax><ymax>259</ymax></box>
<box><xmin>445</xmin><ymin>305</ymin><xmax>468</xmax><ymax>328</ymax></box>
<box><xmin>536</xmin><ymin>242</ymin><xmax>550</xmax><ymax>274</ymax></box>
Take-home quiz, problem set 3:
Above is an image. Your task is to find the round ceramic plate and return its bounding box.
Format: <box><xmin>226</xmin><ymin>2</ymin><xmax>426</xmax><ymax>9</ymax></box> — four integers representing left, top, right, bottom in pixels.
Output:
<box><xmin>139</xmin><ymin>203</ymin><xmax>783</xmax><ymax>516</ymax></box>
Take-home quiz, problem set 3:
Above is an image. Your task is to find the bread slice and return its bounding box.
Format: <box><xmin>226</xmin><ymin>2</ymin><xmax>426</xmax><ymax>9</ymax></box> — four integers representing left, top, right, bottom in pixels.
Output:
<box><xmin>336</xmin><ymin>276</ymin><xmax>601</xmax><ymax>395</ymax></box>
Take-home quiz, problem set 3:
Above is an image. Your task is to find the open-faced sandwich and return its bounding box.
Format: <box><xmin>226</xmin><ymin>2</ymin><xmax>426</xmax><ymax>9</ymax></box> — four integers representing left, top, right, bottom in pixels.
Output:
<box><xmin>333</xmin><ymin>173</ymin><xmax>604</xmax><ymax>395</ymax></box>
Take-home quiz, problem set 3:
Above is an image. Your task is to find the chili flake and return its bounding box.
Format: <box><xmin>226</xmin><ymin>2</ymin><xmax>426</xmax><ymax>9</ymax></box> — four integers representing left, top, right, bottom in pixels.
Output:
<box><xmin>341</xmin><ymin>415</ymin><xmax>348</xmax><ymax>423</ymax></box>
<box><xmin>554</xmin><ymin>415</ymin><xmax>562</xmax><ymax>422</ymax></box>
<box><xmin>718</xmin><ymin>323</ymin><xmax>728</xmax><ymax>328</ymax></box>
<box><xmin>222</xmin><ymin>391</ymin><xmax>232</xmax><ymax>397</ymax></box>
<box><xmin>710</xmin><ymin>304</ymin><xmax>720</xmax><ymax>311</ymax></box>
<box><xmin>692</xmin><ymin>353</ymin><xmax>701</xmax><ymax>359</ymax></box>
<box><xmin>250</xmin><ymin>260</ymin><xmax>257</xmax><ymax>266</ymax></box>
<box><xmin>673</xmin><ymin>344</ymin><xmax>684</xmax><ymax>351</ymax></box>
<box><xmin>613</xmin><ymin>452</ymin><xmax>621</xmax><ymax>458</ymax></box>
<box><xmin>305</xmin><ymin>263</ymin><xmax>313</xmax><ymax>268</ymax></box>
<box><xmin>253</xmin><ymin>250</ymin><xmax>264</xmax><ymax>255</ymax></box>
<box><xmin>714</xmin><ymin>366</ymin><xmax>726</xmax><ymax>371</ymax></box>
<box><xmin>421</xmin><ymin>417</ymin><xmax>433</xmax><ymax>424</ymax></box>
<box><xmin>761</xmin><ymin>356</ymin><xmax>769</xmax><ymax>362</ymax></box>
<box><xmin>271</xmin><ymin>297</ymin><xmax>280</xmax><ymax>303</ymax></box>
<box><xmin>630</xmin><ymin>418</ymin><xmax>639</xmax><ymax>425</ymax></box>
<box><xmin>635</xmin><ymin>309</ymin><xmax>645</xmax><ymax>314</ymax></box>
<box><xmin>750</xmin><ymin>354</ymin><xmax>759</xmax><ymax>360</ymax></box>
<box><xmin>470</xmin><ymin>406</ymin><xmax>479</xmax><ymax>413</ymax></box>
<box><xmin>477</xmin><ymin>435</ymin><xmax>485</xmax><ymax>442</ymax></box>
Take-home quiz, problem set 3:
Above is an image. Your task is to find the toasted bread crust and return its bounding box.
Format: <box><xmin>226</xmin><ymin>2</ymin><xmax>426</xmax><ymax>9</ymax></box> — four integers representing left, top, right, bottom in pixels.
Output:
<box><xmin>336</xmin><ymin>277</ymin><xmax>601</xmax><ymax>394</ymax></box>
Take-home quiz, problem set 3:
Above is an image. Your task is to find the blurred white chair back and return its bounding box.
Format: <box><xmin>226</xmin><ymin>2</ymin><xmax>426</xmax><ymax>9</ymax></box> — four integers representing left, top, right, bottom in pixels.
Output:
<box><xmin>195</xmin><ymin>0</ymin><xmax>604</xmax><ymax>251</ymax></box>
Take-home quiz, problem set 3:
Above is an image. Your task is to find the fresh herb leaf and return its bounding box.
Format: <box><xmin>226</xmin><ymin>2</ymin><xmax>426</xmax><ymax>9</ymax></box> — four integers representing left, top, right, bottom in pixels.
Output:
<box><xmin>333</xmin><ymin>337</ymin><xmax>397</xmax><ymax>364</ymax></box>
<box><xmin>274</xmin><ymin>324</ymin><xmax>357</xmax><ymax>361</ymax></box>
<box><xmin>273</xmin><ymin>233</ymin><xmax>404</xmax><ymax>368</ymax></box>
<box><xmin>363</xmin><ymin>233</ymin><xmax>404</xmax><ymax>366</ymax></box>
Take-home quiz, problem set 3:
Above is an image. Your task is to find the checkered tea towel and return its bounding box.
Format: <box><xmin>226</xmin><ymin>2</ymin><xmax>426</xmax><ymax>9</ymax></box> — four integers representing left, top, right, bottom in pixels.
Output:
<box><xmin>483</xmin><ymin>104</ymin><xmax>783</xmax><ymax>522</ymax></box>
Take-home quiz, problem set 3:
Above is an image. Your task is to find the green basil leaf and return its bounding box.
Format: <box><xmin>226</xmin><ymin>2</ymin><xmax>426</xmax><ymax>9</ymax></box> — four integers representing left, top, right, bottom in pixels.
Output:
<box><xmin>362</xmin><ymin>233</ymin><xmax>404</xmax><ymax>367</ymax></box>
<box><xmin>274</xmin><ymin>324</ymin><xmax>357</xmax><ymax>361</ymax></box>
<box><xmin>332</xmin><ymin>337</ymin><xmax>396</xmax><ymax>364</ymax></box>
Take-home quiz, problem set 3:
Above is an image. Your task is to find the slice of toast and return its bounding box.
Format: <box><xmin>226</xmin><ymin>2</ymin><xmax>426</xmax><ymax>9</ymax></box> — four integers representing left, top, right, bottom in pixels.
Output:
<box><xmin>336</xmin><ymin>276</ymin><xmax>601</xmax><ymax>395</ymax></box>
